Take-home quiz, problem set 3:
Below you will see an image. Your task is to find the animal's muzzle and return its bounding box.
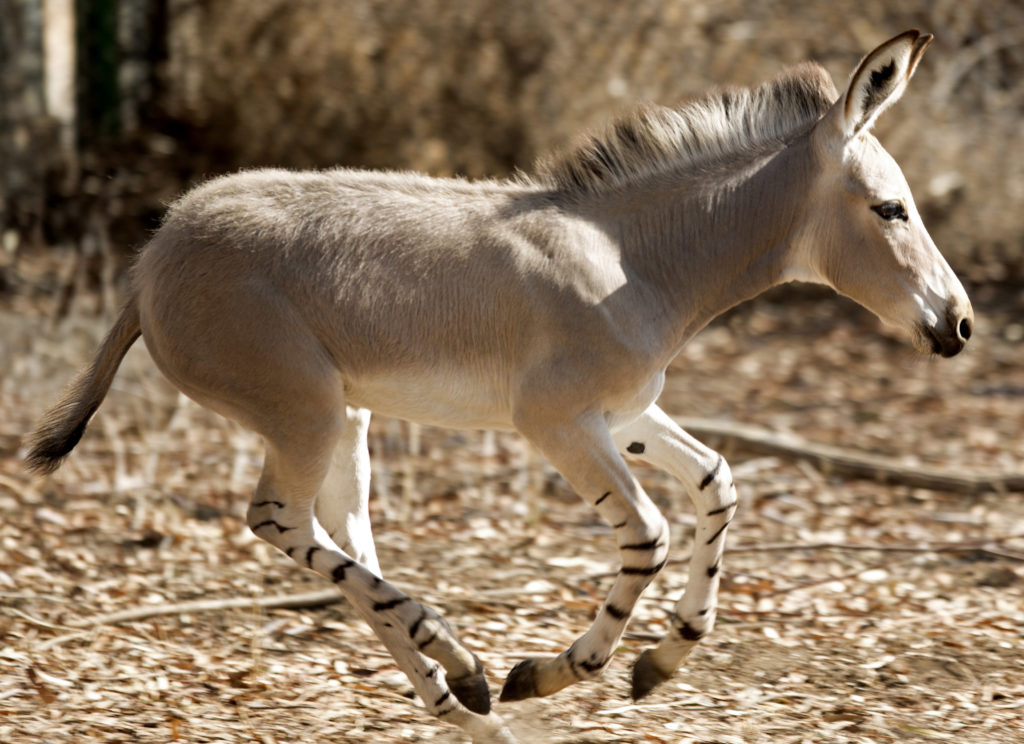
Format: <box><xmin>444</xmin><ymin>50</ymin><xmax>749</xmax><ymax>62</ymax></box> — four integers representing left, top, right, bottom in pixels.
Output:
<box><xmin>924</xmin><ymin>310</ymin><xmax>973</xmax><ymax>358</ymax></box>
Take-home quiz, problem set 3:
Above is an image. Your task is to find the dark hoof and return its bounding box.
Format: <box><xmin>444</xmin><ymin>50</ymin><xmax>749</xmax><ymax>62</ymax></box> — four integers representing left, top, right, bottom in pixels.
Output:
<box><xmin>448</xmin><ymin>658</ymin><xmax>491</xmax><ymax>715</ymax></box>
<box><xmin>631</xmin><ymin>649</ymin><xmax>672</xmax><ymax>701</ymax></box>
<box><xmin>499</xmin><ymin>659</ymin><xmax>539</xmax><ymax>702</ymax></box>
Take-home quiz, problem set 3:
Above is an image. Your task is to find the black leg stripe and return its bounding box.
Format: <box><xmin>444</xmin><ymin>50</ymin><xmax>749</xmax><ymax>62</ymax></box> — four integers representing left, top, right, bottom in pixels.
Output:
<box><xmin>285</xmin><ymin>546</ymin><xmax>297</xmax><ymax>558</ymax></box>
<box><xmin>700</xmin><ymin>457</ymin><xmax>723</xmax><ymax>490</ymax></box>
<box><xmin>252</xmin><ymin>500</ymin><xmax>285</xmax><ymax>508</ymax></box>
<box><xmin>707</xmin><ymin>500</ymin><xmax>737</xmax><ymax>516</ymax></box>
<box><xmin>626</xmin><ymin>441</ymin><xmax>646</xmax><ymax>454</ymax></box>
<box><xmin>417</xmin><ymin>631</ymin><xmax>438</xmax><ymax>650</ymax></box>
<box><xmin>332</xmin><ymin>560</ymin><xmax>353</xmax><ymax>583</ymax></box>
<box><xmin>595</xmin><ymin>491</ymin><xmax>611</xmax><ymax>506</ymax></box>
<box><xmin>373</xmin><ymin>596</ymin><xmax>410</xmax><ymax>612</ymax></box>
<box><xmin>707</xmin><ymin>563</ymin><xmax>719</xmax><ymax>578</ymax></box>
<box><xmin>305</xmin><ymin>546</ymin><xmax>320</xmax><ymax>566</ymax></box>
<box><xmin>605</xmin><ymin>603</ymin><xmax>630</xmax><ymax>621</ymax></box>
<box><xmin>435</xmin><ymin>704</ymin><xmax>458</xmax><ymax>718</ymax></box>
<box><xmin>578</xmin><ymin>656</ymin><xmax>607</xmax><ymax>673</ymax></box>
<box><xmin>613</xmin><ymin>520</ymin><xmax>628</xmax><ymax>530</ymax></box>
<box><xmin>678</xmin><ymin>621</ymin><xmax>705</xmax><ymax>641</ymax></box>
<box><xmin>705</xmin><ymin>520</ymin><xmax>731</xmax><ymax>546</ymax></box>
<box><xmin>434</xmin><ymin>690</ymin><xmax>451</xmax><ymax>708</ymax></box>
<box><xmin>620</xmin><ymin>539</ymin><xmax>666</xmax><ymax>552</ymax></box>
<box><xmin>409</xmin><ymin>609</ymin><xmax>427</xmax><ymax>639</ymax></box>
<box><xmin>620</xmin><ymin>559</ymin><xmax>667</xmax><ymax>576</ymax></box>
<box><xmin>251</xmin><ymin>519</ymin><xmax>294</xmax><ymax>533</ymax></box>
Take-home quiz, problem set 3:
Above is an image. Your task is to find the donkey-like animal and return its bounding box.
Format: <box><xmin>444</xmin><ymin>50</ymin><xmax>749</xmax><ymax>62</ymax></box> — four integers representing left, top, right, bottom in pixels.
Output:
<box><xmin>28</xmin><ymin>31</ymin><xmax>971</xmax><ymax>743</ymax></box>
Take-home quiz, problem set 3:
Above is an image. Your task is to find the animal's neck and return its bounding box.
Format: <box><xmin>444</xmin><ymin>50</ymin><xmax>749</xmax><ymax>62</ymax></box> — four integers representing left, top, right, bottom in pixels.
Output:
<box><xmin>594</xmin><ymin>136</ymin><xmax>815</xmax><ymax>363</ymax></box>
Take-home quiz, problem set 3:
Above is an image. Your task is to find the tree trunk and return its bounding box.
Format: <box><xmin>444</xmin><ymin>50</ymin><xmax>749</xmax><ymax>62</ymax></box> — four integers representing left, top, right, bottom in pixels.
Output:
<box><xmin>75</xmin><ymin>0</ymin><xmax>119</xmax><ymax>145</ymax></box>
<box><xmin>0</xmin><ymin>0</ymin><xmax>48</xmax><ymax>245</ymax></box>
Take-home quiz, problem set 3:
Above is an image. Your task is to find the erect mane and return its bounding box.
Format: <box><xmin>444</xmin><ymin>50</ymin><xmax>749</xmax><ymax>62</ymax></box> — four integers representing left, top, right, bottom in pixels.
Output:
<box><xmin>531</xmin><ymin>62</ymin><xmax>838</xmax><ymax>196</ymax></box>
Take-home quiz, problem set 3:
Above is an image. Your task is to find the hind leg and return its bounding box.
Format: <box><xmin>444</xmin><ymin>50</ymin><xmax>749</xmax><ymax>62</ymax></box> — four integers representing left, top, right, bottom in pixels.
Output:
<box><xmin>142</xmin><ymin>295</ymin><xmax>510</xmax><ymax>739</ymax></box>
<box><xmin>241</xmin><ymin>379</ymin><xmax>503</xmax><ymax>739</ymax></box>
<box><xmin>250</xmin><ymin>425</ymin><xmax>509</xmax><ymax>739</ymax></box>
<box><xmin>312</xmin><ymin>406</ymin><xmax>380</xmax><ymax>576</ymax></box>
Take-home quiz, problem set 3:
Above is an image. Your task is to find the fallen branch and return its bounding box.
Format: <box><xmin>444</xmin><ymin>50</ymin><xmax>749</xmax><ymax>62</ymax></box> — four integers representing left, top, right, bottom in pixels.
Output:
<box><xmin>35</xmin><ymin>587</ymin><xmax>345</xmax><ymax>650</ymax></box>
<box><xmin>588</xmin><ymin>534</ymin><xmax>1024</xmax><ymax>582</ymax></box>
<box><xmin>727</xmin><ymin>533</ymin><xmax>1024</xmax><ymax>558</ymax></box>
<box><xmin>91</xmin><ymin>587</ymin><xmax>343</xmax><ymax>626</ymax></box>
<box><xmin>675</xmin><ymin>416</ymin><xmax>1024</xmax><ymax>494</ymax></box>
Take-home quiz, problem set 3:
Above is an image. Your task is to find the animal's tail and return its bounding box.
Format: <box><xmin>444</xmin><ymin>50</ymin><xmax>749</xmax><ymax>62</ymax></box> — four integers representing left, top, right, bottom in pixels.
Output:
<box><xmin>25</xmin><ymin>295</ymin><xmax>142</xmax><ymax>475</ymax></box>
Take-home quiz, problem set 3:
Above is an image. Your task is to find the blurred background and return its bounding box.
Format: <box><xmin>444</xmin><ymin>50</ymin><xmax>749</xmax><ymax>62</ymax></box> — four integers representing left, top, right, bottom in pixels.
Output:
<box><xmin>3</xmin><ymin>5</ymin><xmax>1024</xmax><ymax>741</ymax></box>
<box><xmin>2</xmin><ymin>0</ymin><xmax>1024</xmax><ymax>294</ymax></box>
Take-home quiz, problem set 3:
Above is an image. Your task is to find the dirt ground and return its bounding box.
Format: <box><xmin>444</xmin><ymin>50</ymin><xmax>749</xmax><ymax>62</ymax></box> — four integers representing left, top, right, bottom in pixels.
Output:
<box><xmin>1</xmin><ymin>254</ymin><xmax>1022</xmax><ymax>743</ymax></box>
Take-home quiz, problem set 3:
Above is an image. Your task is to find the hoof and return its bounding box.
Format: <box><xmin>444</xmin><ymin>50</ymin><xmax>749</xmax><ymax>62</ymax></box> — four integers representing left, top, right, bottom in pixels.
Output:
<box><xmin>631</xmin><ymin>649</ymin><xmax>672</xmax><ymax>701</ymax></box>
<box><xmin>499</xmin><ymin>659</ymin><xmax>539</xmax><ymax>702</ymax></box>
<box><xmin>447</xmin><ymin>658</ymin><xmax>492</xmax><ymax>715</ymax></box>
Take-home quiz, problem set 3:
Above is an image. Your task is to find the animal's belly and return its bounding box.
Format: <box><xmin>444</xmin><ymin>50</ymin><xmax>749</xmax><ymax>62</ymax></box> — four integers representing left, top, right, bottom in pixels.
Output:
<box><xmin>343</xmin><ymin>369</ymin><xmax>517</xmax><ymax>431</ymax></box>
<box><xmin>344</xmin><ymin>365</ymin><xmax>666</xmax><ymax>434</ymax></box>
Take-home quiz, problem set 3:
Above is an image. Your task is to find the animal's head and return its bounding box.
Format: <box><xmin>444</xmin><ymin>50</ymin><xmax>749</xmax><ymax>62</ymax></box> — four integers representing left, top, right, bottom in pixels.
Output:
<box><xmin>791</xmin><ymin>30</ymin><xmax>973</xmax><ymax>357</ymax></box>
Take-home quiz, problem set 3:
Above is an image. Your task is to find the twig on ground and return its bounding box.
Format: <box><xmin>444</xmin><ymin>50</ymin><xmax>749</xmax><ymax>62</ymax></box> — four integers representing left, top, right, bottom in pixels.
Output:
<box><xmin>8</xmin><ymin>607</ymin><xmax>78</xmax><ymax>632</ymax></box>
<box><xmin>34</xmin><ymin>588</ymin><xmax>344</xmax><ymax>649</ymax></box>
<box><xmin>588</xmin><ymin>534</ymin><xmax>1024</xmax><ymax>581</ymax></box>
<box><xmin>675</xmin><ymin>416</ymin><xmax>1024</xmax><ymax>494</ymax></box>
<box><xmin>726</xmin><ymin>534</ymin><xmax>1024</xmax><ymax>561</ymax></box>
<box><xmin>91</xmin><ymin>587</ymin><xmax>343</xmax><ymax>626</ymax></box>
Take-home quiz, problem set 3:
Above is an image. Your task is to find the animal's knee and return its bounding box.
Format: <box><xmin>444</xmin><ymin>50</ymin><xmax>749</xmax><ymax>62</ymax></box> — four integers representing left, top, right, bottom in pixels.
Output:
<box><xmin>699</xmin><ymin>454</ymin><xmax>733</xmax><ymax>493</ymax></box>
<box><xmin>698</xmin><ymin>454</ymin><xmax>737</xmax><ymax>512</ymax></box>
<box><xmin>246</xmin><ymin>498</ymin><xmax>295</xmax><ymax>541</ymax></box>
<box><xmin>617</xmin><ymin>511</ymin><xmax>669</xmax><ymax>559</ymax></box>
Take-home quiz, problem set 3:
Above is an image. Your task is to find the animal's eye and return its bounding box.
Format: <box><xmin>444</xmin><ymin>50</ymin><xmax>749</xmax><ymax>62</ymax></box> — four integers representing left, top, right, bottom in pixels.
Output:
<box><xmin>872</xmin><ymin>201</ymin><xmax>908</xmax><ymax>222</ymax></box>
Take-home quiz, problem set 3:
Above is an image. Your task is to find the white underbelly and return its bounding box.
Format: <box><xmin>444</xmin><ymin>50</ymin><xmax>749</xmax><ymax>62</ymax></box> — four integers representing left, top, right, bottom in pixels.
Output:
<box><xmin>343</xmin><ymin>365</ymin><xmax>666</xmax><ymax>434</ymax></box>
<box><xmin>343</xmin><ymin>368</ymin><xmax>517</xmax><ymax>431</ymax></box>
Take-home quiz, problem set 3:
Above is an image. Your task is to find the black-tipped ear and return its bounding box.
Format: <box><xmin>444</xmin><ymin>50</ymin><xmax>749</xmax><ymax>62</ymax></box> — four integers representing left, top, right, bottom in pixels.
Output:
<box><xmin>837</xmin><ymin>30</ymin><xmax>933</xmax><ymax>137</ymax></box>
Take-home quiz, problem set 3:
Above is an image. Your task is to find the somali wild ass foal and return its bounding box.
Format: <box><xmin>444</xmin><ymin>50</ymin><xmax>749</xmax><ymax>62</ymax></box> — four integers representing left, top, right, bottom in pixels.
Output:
<box><xmin>28</xmin><ymin>31</ymin><xmax>971</xmax><ymax>743</ymax></box>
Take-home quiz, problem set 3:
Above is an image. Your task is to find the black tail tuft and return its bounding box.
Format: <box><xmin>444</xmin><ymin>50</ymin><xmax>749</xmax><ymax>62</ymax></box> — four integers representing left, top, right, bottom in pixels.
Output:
<box><xmin>24</xmin><ymin>296</ymin><xmax>141</xmax><ymax>476</ymax></box>
<box><xmin>25</xmin><ymin>401</ymin><xmax>98</xmax><ymax>475</ymax></box>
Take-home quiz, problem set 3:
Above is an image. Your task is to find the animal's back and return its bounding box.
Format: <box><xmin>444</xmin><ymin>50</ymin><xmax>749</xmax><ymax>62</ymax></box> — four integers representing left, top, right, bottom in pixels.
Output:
<box><xmin>131</xmin><ymin>168</ymin><xmax>610</xmax><ymax>429</ymax></box>
<box><xmin>139</xmin><ymin>169</ymin><xmax>520</xmax><ymax>345</ymax></box>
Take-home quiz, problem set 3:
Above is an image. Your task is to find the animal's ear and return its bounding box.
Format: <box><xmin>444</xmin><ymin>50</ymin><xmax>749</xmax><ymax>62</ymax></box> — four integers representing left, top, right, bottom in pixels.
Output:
<box><xmin>834</xmin><ymin>30</ymin><xmax>933</xmax><ymax>138</ymax></box>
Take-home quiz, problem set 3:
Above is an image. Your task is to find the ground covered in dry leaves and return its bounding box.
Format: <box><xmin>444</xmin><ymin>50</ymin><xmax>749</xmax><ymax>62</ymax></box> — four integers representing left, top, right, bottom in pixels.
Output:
<box><xmin>2</xmin><ymin>258</ymin><xmax>1022</xmax><ymax>743</ymax></box>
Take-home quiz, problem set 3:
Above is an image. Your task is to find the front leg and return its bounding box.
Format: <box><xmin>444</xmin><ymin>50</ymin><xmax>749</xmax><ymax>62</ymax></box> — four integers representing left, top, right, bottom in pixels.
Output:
<box><xmin>611</xmin><ymin>404</ymin><xmax>738</xmax><ymax>699</ymax></box>
<box><xmin>501</xmin><ymin>409</ymin><xmax>670</xmax><ymax>702</ymax></box>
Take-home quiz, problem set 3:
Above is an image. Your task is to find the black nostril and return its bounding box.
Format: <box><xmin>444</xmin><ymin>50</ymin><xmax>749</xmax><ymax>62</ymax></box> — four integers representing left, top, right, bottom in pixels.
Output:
<box><xmin>958</xmin><ymin>317</ymin><xmax>973</xmax><ymax>341</ymax></box>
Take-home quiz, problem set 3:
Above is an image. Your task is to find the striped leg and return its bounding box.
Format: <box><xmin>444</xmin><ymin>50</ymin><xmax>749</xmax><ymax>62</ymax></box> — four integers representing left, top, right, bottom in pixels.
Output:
<box><xmin>342</xmin><ymin>584</ymin><xmax>517</xmax><ymax>744</ymax></box>
<box><xmin>610</xmin><ymin>404</ymin><xmax>737</xmax><ymax>699</ymax></box>
<box><xmin>249</xmin><ymin>431</ymin><xmax>513</xmax><ymax>741</ymax></box>
<box><xmin>501</xmin><ymin>410</ymin><xmax>670</xmax><ymax>702</ymax></box>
